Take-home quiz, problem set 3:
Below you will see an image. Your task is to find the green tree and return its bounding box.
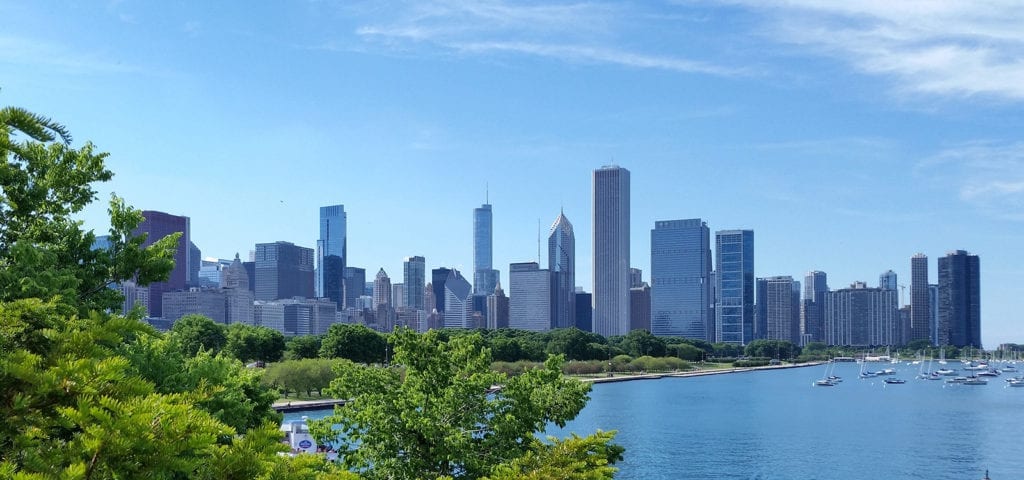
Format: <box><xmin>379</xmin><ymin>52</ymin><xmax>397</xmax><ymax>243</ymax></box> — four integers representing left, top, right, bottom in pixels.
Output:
<box><xmin>319</xmin><ymin>323</ymin><xmax>386</xmax><ymax>364</ymax></box>
<box><xmin>744</xmin><ymin>339</ymin><xmax>798</xmax><ymax>359</ymax></box>
<box><xmin>667</xmin><ymin>343</ymin><xmax>704</xmax><ymax>361</ymax></box>
<box><xmin>286</xmin><ymin>334</ymin><xmax>322</xmax><ymax>360</ymax></box>
<box><xmin>311</xmin><ymin>328</ymin><xmax>622</xmax><ymax>479</ymax></box>
<box><xmin>0</xmin><ymin>106</ymin><xmax>339</xmax><ymax>478</ymax></box>
<box><xmin>618</xmin><ymin>330</ymin><xmax>667</xmax><ymax>358</ymax></box>
<box><xmin>546</xmin><ymin>328</ymin><xmax>606</xmax><ymax>361</ymax></box>
<box><xmin>712</xmin><ymin>342</ymin><xmax>743</xmax><ymax>358</ymax></box>
<box><xmin>225</xmin><ymin>323</ymin><xmax>286</xmax><ymax>363</ymax></box>
<box><xmin>169</xmin><ymin>314</ymin><xmax>228</xmax><ymax>356</ymax></box>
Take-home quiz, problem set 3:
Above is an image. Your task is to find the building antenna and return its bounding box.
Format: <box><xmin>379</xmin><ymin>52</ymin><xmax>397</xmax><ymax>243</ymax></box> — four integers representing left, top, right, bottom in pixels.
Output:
<box><xmin>537</xmin><ymin>218</ymin><xmax>541</xmax><ymax>263</ymax></box>
<box><xmin>486</xmin><ymin>182</ymin><xmax>489</xmax><ymax>204</ymax></box>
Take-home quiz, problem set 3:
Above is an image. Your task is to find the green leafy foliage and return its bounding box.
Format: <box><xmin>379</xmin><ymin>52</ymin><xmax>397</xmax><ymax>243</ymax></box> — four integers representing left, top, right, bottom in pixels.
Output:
<box><xmin>168</xmin><ymin>314</ymin><xmax>227</xmax><ymax>356</ymax></box>
<box><xmin>318</xmin><ymin>324</ymin><xmax>386</xmax><ymax>364</ymax></box>
<box><xmin>0</xmin><ymin>106</ymin><xmax>341</xmax><ymax>479</ymax></box>
<box><xmin>286</xmin><ymin>335</ymin><xmax>322</xmax><ymax>360</ymax></box>
<box><xmin>225</xmin><ymin>323</ymin><xmax>286</xmax><ymax>363</ymax></box>
<box><xmin>311</xmin><ymin>328</ymin><xmax>621</xmax><ymax>479</ymax></box>
<box><xmin>262</xmin><ymin>358</ymin><xmax>340</xmax><ymax>398</ymax></box>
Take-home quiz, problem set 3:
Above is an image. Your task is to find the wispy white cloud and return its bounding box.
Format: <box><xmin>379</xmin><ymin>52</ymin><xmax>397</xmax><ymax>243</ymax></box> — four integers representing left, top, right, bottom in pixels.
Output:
<box><xmin>917</xmin><ymin>142</ymin><xmax>1024</xmax><ymax>220</ymax></box>
<box><xmin>720</xmin><ymin>0</ymin><xmax>1024</xmax><ymax>100</ymax></box>
<box><xmin>344</xmin><ymin>0</ymin><xmax>743</xmax><ymax>76</ymax></box>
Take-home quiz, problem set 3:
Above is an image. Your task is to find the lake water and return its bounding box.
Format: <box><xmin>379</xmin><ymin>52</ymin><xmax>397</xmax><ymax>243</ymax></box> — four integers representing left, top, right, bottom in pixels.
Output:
<box><xmin>285</xmin><ymin>362</ymin><xmax>1023</xmax><ymax>479</ymax></box>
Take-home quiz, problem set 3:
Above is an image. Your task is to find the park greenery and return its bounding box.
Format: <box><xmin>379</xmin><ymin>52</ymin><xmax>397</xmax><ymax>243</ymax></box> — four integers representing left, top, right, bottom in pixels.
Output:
<box><xmin>0</xmin><ymin>105</ymin><xmax>624</xmax><ymax>478</ymax></box>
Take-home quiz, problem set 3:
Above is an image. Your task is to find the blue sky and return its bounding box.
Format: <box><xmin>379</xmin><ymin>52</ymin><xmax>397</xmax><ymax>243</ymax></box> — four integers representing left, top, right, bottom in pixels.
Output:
<box><xmin>4</xmin><ymin>1</ymin><xmax>1023</xmax><ymax>346</ymax></box>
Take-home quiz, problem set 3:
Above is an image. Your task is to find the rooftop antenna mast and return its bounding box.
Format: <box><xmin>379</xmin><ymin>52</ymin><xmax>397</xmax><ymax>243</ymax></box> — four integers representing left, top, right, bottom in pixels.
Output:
<box><xmin>537</xmin><ymin>219</ymin><xmax>541</xmax><ymax>264</ymax></box>
<box><xmin>486</xmin><ymin>182</ymin><xmax>489</xmax><ymax>204</ymax></box>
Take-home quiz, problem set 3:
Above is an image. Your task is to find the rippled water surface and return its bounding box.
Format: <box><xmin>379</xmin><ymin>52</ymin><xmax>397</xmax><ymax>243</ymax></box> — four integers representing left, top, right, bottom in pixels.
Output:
<box><xmin>286</xmin><ymin>362</ymin><xmax>1023</xmax><ymax>479</ymax></box>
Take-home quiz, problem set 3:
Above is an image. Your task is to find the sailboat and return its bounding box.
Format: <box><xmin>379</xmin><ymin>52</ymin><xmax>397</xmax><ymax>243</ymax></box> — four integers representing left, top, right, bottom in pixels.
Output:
<box><xmin>814</xmin><ymin>360</ymin><xmax>838</xmax><ymax>386</ymax></box>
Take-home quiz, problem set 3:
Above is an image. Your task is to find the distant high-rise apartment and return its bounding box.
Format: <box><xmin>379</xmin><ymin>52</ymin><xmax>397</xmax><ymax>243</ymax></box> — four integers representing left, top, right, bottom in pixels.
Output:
<box><xmin>486</xmin><ymin>280</ymin><xmax>510</xmax><ymax>329</ymax></box>
<box><xmin>424</xmin><ymin>282</ymin><xmax>436</xmax><ymax>313</ymax></box>
<box><xmin>162</xmin><ymin>289</ymin><xmax>227</xmax><ymax>324</ymax></box>
<box><xmin>929</xmin><ymin>284</ymin><xmax>939</xmax><ymax>346</ymax></box>
<box><xmin>443</xmin><ymin>269</ymin><xmax>472</xmax><ymax>329</ymax></box>
<box><xmin>824</xmin><ymin>282</ymin><xmax>899</xmax><ymax>346</ymax></box>
<box><xmin>593</xmin><ymin>165</ymin><xmax>630</xmax><ymax>337</ymax></box>
<box><xmin>715</xmin><ymin>230</ymin><xmax>754</xmax><ymax>344</ymax></box>
<box><xmin>801</xmin><ymin>271</ymin><xmax>829</xmax><ymax>343</ymax></box>
<box><xmin>473</xmin><ymin>202</ymin><xmax>500</xmax><ymax>295</ymax></box>
<box><xmin>938</xmin><ymin>250</ymin><xmax>981</xmax><ymax>348</ymax></box>
<box><xmin>343</xmin><ymin>267</ymin><xmax>366</xmax><ymax>309</ymax></box>
<box><xmin>629</xmin><ymin>284</ymin><xmax>651</xmax><ymax>332</ymax></box>
<box><xmin>650</xmin><ymin>219</ymin><xmax>713</xmax><ymax>340</ymax></box>
<box><xmin>188</xmin><ymin>241</ymin><xmax>201</xmax><ymax>287</ymax></box>
<box><xmin>910</xmin><ymin>254</ymin><xmax>930</xmax><ymax>343</ymax></box>
<box><xmin>879</xmin><ymin>270</ymin><xmax>898</xmax><ymax>291</ymax></box>
<box><xmin>373</xmin><ymin>268</ymin><xmax>391</xmax><ymax>310</ymax></box>
<box><xmin>403</xmin><ymin>256</ymin><xmax>426</xmax><ymax>310</ymax></box>
<box><xmin>255</xmin><ymin>241</ymin><xmax>314</xmax><ymax>301</ymax></box>
<box><xmin>317</xmin><ymin>205</ymin><xmax>346</xmax><ymax>307</ymax></box>
<box><xmin>135</xmin><ymin>210</ymin><xmax>191</xmax><ymax>317</ymax></box>
<box><xmin>548</xmin><ymin>211</ymin><xmax>576</xmax><ymax>330</ymax></box>
<box><xmin>756</xmin><ymin>276</ymin><xmax>801</xmax><ymax>344</ymax></box>
<box><xmin>509</xmin><ymin>262</ymin><xmax>553</xmax><ymax>332</ymax></box>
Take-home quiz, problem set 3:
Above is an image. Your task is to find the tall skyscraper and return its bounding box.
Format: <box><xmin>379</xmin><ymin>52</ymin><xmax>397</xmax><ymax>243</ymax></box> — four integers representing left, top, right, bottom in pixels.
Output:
<box><xmin>938</xmin><ymin>250</ymin><xmax>981</xmax><ymax>348</ymax></box>
<box><xmin>135</xmin><ymin>210</ymin><xmax>190</xmax><ymax>318</ymax></box>
<box><xmin>650</xmin><ymin>219</ymin><xmax>713</xmax><ymax>340</ymax></box>
<box><xmin>910</xmin><ymin>253</ymin><xmax>930</xmax><ymax>343</ymax></box>
<box><xmin>343</xmin><ymin>267</ymin><xmax>366</xmax><ymax>309</ymax></box>
<box><xmin>629</xmin><ymin>268</ymin><xmax>644</xmax><ymax>289</ymax></box>
<box><xmin>473</xmin><ymin>202</ymin><xmax>500</xmax><ymax>295</ymax></box>
<box><xmin>715</xmin><ymin>230</ymin><xmax>754</xmax><ymax>344</ymax></box>
<box><xmin>928</xmin><ymin>284</ymin><xmax>939</xmax><ymax>346</ymax></box>
<box><xmin>593</xmin><ymin>165</ymin><xmax>630</xmax><ymax>337</ymax></box>
<box><xmin>548</xmin><ymin>211</ymin><xmax>576</xmax><ymax>330</ymax></box>
<box><xmin>373</xmin><ymin>268</ymin><xmax>391</xmax><ymax>310</ymax></box>
<box><xmin>392</xmin><ymin>283</ymin><xmax>405</xmax><ymax>308</ymax></box>
<box><xmin>403</xmin><ymin>256</ymin><xmax>426</xmax><ymax>310</ymax></box>
<box><xmin>255</xmin><ymin>241</ymin><xmax>315</xmax><ymax>301</ymax></box>
<box><xmin>317</xmin><ymin>205</ymin><xmax>346</xmax><ymax>307</ymax></box>
<box><xmin>801</xmin><ymin>271</ymin><xmax>828</xmax><ymax>343</ymax></box>
<box><xmin>509</xmin><ymin>262</ymin><xmax>553</xmax><ymax>332</ymax></box>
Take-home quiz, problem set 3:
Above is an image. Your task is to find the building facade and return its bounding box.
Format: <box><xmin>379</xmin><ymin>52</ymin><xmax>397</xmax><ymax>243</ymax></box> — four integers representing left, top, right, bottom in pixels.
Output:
<box><xmin>824</xmin><ymin>282</ymin><xmax>899</xmax><ymax>346</ymax></box>
<box><xmin>592</xmin><ymin>165</ymin><xmax>630</xmax><ymax>337</ymax></box>
<box><xmin>910</xmin><ymin>253</ymin><xmax>931</xmax><ymax>343</ymax></box>
<box><xmin>714</xmin><ymin>230</ymin><xmax>754</xmax><ymax>344</ymax></box>
<box><xmin>473</xmin><ymin>203</ymin><xmax>500</xmax><ymax>296</ymax></box>
<box><xmin>629</xmin><ymin>284</ymin><xmax>651</xmax><ymax>332</ymax></box>
<box><xmin>756</xmin><ymin>276</ymin><xmax>801</xmax><ymax>344</ymax></box>
<box><xmin>442</xmin><ymin>269</ymin><xmax>473</xmax><ymax>329</ymax></box>
<box><xmin>548</xmin><ymin>211</ymin><xmax>576</xmax><ymax>330</ymax></box>
<box><xmin>135</xmin><ymin>210</ymin><xmax>191</xmax><ymax>317</ymax></box>
<box><xmin>486</xmin><ymin>280</ymin><xmax>510</xmax><ymax>329</ymax></box>
<box><xmin>343</xmin><ymin>267</ymin><xmax>366</xmax><ymax>310</ymax></box>
<box><xmin>801</xmin><ymin>271</ymin><xmax>828</xmax><ymax>343</ymax></box>
<box><xmin>403</xmin><ymin>256</ymin><xmax>426</xmax><ymax>310</ymax></box>
<box><xmin>509</xmin><ymin>262</ymin><xmax>553</xmax><ymax>332</ymax></box>
<box><xmin>938</xmin><ymin>250</ymin><xmax>981</xmax><ymax>348</ymax></box>
<box><xmin>255</xmin><ymin>241</ymin><xmax>315</xmax><ymax>301</ymax></box>
<box><xmin>317</xmin><ymin>205</ymin><xmax>346</xmax><ymax>306</ymax></box>
<box><xmin>575</xmin><ymin>291</ymin><xmax>593</xmax><ymax>332</ymax></box>
<box><xmin>650</xmin><ymin>219</ymin><xmax>713</xmax><ymax>340</ymax></box>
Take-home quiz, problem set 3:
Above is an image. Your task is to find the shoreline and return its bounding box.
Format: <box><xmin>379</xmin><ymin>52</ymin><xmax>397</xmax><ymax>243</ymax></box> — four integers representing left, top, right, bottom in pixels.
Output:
<box><xmin>578</xmin><ymin>361</ymin><xmax>825</xmax><ymax>384</ymax></box>
<box><xmin>272</xmin><ymin>362</ymin><xmax>825</xmax><ymax>411</ymax></box>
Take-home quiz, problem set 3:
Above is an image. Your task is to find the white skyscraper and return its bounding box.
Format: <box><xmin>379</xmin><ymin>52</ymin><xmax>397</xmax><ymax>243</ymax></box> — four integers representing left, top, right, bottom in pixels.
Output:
<box><xmin>593</xmin><ymin>165</ymin><xmax>630</xmax><ymax>336</ymax></box>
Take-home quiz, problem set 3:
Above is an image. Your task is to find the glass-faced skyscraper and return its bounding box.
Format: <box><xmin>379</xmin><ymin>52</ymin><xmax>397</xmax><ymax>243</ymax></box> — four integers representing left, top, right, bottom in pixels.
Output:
<box><xmin>650</xmin><ymin>219</ymin><xmax>713</xmax><ymax>340</ymax></box>
<box><xmin>938</xmin><ymin>250</ymin><xmax>981</xmax><ymax>348</ymax></box>
<box><xmin>715</xmin><ymin>230</ymin><xmax>754</xmax><ymax>344</ymax></box>
<box><xmin>135</xmin><ymin>210</ymin><xmax>191</xmax><ymax>318</ymax></box>
<box><xmin>403</xmin><ymin>256</ymin><xmax>426</xmax><ymax>310</ymax></box>
<box><xmin>473</xmin><ymin>203</ymin><xmax>499</xmax><ymax>295</ymax></box>
<box><xmin>548</xmin><ymin>211</ymin><xmax>576</xmax><ymax>330</ymax></box>
<box><xmin>317</xmin><ymin>205</ymin><xmax>346</xmax><ymax>307</ymax></box>
<box><xmin>593</xmin><ymin>165</ymin><xmax>630</xmax><ymax>336</ymax></box>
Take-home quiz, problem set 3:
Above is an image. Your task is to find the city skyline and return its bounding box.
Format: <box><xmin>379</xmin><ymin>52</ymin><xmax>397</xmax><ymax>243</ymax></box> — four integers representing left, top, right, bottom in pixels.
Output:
<box><xmin>8</xmin><ymin>1</ymin><xmax>1022</xmax><ymax>346</ymax></box>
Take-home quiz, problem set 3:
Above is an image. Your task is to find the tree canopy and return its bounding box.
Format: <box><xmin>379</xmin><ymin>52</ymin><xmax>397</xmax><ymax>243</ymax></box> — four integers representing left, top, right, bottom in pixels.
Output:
<box><xmin>312</xmin><ymin>328</ymin><xmax>623</xmax><ymax>479</ymax></box>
